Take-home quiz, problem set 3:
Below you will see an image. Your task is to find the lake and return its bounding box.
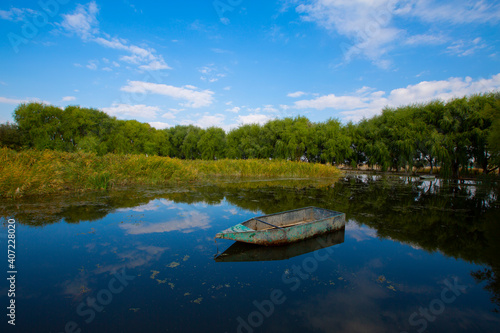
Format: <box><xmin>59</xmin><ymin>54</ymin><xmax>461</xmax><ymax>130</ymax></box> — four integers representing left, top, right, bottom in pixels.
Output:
<box><xmin>1</xmin><ymin>175</ymin><xmax>499</xmax><ymax>332</ymax></box>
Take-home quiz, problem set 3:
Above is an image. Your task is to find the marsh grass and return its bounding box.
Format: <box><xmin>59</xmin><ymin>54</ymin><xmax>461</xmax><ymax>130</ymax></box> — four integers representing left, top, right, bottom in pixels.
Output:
<box><xmin>0</xmin><ymin>148</ymin><xmax>340</xmax><ymax>197</ymax></box>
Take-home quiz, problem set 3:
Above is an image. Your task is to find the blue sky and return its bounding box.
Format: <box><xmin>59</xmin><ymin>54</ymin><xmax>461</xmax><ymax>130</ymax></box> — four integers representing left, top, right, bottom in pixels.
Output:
<box><xmin>1</xmin><ymin>0</ymin><xmax>499</xmax><ymax>130</ymax></box>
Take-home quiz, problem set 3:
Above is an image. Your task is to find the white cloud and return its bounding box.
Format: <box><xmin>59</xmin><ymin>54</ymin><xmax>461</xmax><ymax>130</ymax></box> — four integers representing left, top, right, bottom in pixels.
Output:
<box><xmin>296</xmin><ymin>0</ymin><xmax>404</xmax><ymax>67</ymax></box>
<box><xmin>95</xmin><ymin>37</ymin><xmax>170</xmax><ymax>71</ymax></box>
<box><xmin>409</xmin><ymin>0</ymin><xmax>500</xmax><ymax>24</ymax></box>
<box><xmin>268</xmin><ymin>24</ymin><xmax>289</xmax><ymax>43</ymax></box>
<box><xmin>168</xmin><ymin>108</ymin><xmax>184</xmax><ymax>113</ymax></box>
<box><xmin>120</xmin><ymin>55</ymin><xmax>140</xmax><ymax>64</ymax></box>
<box><xmin>62</xmin><ymin>96</ymin><xmax>76</xmax><ymax>102</ymax></box>
<box><xmin>101</xmin><ymin>103</ymin><xmax>160</xmax><ymax>119</ymax></box>
<box><xmin>246</xmin><ymin>107</ymin><xmax>261</xmax><ymax>113</ymax></box>
<box><xmin>199</xmin><ymin>64</ymin><xmax>227</xmax><ymax>83</ymax></box>
<box><xmin>60</xmin><ymin>2</ymin><xmax>170</xmax><ymax>71</ymax></box>
<box><xmin>287</xmin><ymin>91</ymin><xmax>306</xmax><ymax>98</ymax></box>
<box><xmin>121</xmin><ymin>81</ymin><xmax>214</xmax><ymax>108</ymax></box>
<box><xmin>161</xmin><ymin>112</ymin><xmax>176</xmax><ymax>120</ymax></box>
<box><xmin>387</xmin><ymin>73</ymin><xmax>500</xmax><ymax>106</ymax></box>
<box><xmin>211</xmin><ymin>48</ymin><xmax>232</xmax><ymax>54</ymax></box>
<box><xmin>294</xmin><ymin>94</ymin><xmax>369</xmax><ymax>111</ymax></box>
<box><xmin>86</xmin><ymin>60</ymin><xmax>98</xmax><ymax>70</ymax></box>
<box><xmin>262</xmin><ymin>105</ymin><xmax>279</xmax><ymax>113</ymax></box>
<box><xmin>226</xmin><ymin>106</ymin><xmax>241</xmax><ymax>113</ymax></box>
<box><xmin>291</xmin><ymin>72</ymin><xmax>500</xmax><ymax>122</ymax></box>
<box><xmin>0</xmin><ymin>9</ymin><xmax>15</xmax><ymax>20</ymax></box>
<box><xmin>237</xmin><ymin>114</ymin><xmax>273</xmax><ymax>125</ymax></box>
<box><xmin>446</xmin><ymin>37</ymin><xmax>487</xmax><ymax>57</ymax></box>
<box><xmin>139</xmin><ymin>59</ymin><xmax>170</xmax><ymax>71</ymax></box>
<box><xmin>195</xmin><ymin>114</ymin><xmax>225</xmax><ymax>128</ymax></box>
<box><xmin>0</xmin><ymin>97</ymin><xmax>27</xmax><ymax>104</ymax></box>
<box><xmin>0</xmin><ymin>8</ymin><xmax>37</xmax><ymax>21</ymax></box>
<box><xmin>404</xmin><ymin>33</ymin><xmax>448</xmax><ymax>46</ymax></box>
<box><xmin>149</xmin><ymin>121</ymin><xmax>171</xmax><ymax>130</ymax></box>
<box><xmin>0</xmin><ymin>96</ymin><xmax>49</xmax><ymax>105</ymax></box>
<box><xmin>60</xmin><ymin>1</ymin><xmax>99</xmax><ymax>39</ymax></box>
<box><xmin>94</xmin><ymin>36</ymin><xmax>129</xmax><ymax>50</ymax></box>
<box><xmin>294</xmin><ymin>0</ymin><xmax>499</xmax><ymax>67</ymax></box>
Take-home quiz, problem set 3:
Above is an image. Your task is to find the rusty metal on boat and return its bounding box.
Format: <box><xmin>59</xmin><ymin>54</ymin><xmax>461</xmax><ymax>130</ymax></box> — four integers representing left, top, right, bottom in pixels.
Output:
<box><xmin>215</xmin><ymin>207</ymin><xmax>345</xmax><ymax>246</ymax></box>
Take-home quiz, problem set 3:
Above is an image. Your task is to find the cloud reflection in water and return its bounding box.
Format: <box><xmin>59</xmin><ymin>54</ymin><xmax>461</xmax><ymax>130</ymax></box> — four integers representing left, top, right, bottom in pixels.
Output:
<box><xmin>120</xmin><ymin>210</ymin><xmax>211</xmax><ymax>235</ymax></box>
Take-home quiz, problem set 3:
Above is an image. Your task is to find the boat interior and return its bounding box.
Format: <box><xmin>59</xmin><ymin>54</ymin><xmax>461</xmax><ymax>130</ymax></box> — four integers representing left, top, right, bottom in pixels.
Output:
<box><xmin>242</xmin><ymin>207</ymin><xmax>339</xmax><ymax>231</ymax></box>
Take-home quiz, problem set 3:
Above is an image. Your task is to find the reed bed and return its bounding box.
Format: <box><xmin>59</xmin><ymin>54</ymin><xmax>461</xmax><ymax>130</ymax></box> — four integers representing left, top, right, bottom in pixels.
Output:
<box><xmin>0</xmin><ymin>148</ymin><xmax>340</xmax><ymax>197</ymax></box>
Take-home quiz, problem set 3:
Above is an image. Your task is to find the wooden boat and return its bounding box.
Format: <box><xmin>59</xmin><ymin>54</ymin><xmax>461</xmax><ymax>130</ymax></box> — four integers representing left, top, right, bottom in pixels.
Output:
<box><xmin>215</xmin><ymin>207</ymin><xmax>345</xmax><ymax>246</ymax></box>
<box><xmin>419</xmin><ymin>175</ymin><xmax>436</xmax><ymax>180</ymax></box>
<box><xmin>215</xmin><ymin>228</ymin><xmax>345</xmax><ymax>262</ymax></box>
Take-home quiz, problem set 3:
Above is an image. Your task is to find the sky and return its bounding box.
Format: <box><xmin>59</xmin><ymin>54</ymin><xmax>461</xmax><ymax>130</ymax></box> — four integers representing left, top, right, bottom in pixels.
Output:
<box><xmin>1</xmin><ymin>0</ymin><xmax>499</xmax><ymax>131</ymax></box>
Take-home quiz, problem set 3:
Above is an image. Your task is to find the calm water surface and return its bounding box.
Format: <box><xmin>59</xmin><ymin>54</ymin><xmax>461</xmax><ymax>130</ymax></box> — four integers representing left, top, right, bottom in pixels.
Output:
<box><xmin>1</xmin><ymin>175</ymin><xmax>499</xmax><ymax>333</ymax></box>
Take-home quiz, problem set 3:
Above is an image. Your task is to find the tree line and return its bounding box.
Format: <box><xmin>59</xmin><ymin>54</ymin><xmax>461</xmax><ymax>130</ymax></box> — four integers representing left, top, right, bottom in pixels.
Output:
<box><xmin>1</xmin><ymin>92</ymin><xmax>499</xmax><ymax>177</ymax></box>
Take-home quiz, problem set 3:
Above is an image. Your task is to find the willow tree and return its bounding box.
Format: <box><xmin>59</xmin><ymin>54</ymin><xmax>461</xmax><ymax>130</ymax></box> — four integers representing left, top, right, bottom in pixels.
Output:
<box><xmin>198</xmin><ymin>127</ymin><xmax>226</xmax><ymax>160</ymax></box>
<box><xmin>14</xmin><ymin>102</ymin><xmax>64</xmax><ymax>150</ymax></box>
<box><xmin>320</xmin><ymin>118</ymin><xmax>351</xmax><ymax>165</ymax></box>
<box><xmin>485</xmin><ymin>97</ymin><xmax>500</xmax><ymax>173</ymax></box>
<box><xmin>226</xmin><ymin>124</ymin><xmax>264</xmax><ymax>159</ymax></box>
<box><xmin>181</xmin><ymin>126</ymin><xmax>203</xmax><ymax>160</ymax></box>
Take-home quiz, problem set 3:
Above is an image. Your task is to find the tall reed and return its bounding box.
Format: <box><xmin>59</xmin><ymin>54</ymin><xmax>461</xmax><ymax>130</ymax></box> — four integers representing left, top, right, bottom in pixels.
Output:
<box><xmin>0</xmin><ymin>148</ymin><xmax>340</xmax><ymax>197</ymax></box>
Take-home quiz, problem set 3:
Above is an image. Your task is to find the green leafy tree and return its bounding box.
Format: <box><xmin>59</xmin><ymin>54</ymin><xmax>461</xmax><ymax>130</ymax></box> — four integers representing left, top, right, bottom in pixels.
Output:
<box><xmin>14</xmin><ymin>103</ymin><xmax>64</xmax><ymax>150</ymax></box>
<box><xmin>321</xmin><ymin>119</ymin><xmax>351</xmax><ymax>165</ymax></box>
<box><xmin>0</xmin><ymin>122</ymin><xmax>22</xmax><ymax>150</ymax></box>
<box><xmin>181</xmin><ymin>126</ymin><xmax>203</xmax><ymax>160</ymax></box>
<box><xmin>484</xmin><ymin>97</ymin><xmax>500</xmax><ymax>173</ymax></box>
<box><xmin>198</xmin><ymin>127</ymin><xmax>226</xmax><ymax>160</ymax></box>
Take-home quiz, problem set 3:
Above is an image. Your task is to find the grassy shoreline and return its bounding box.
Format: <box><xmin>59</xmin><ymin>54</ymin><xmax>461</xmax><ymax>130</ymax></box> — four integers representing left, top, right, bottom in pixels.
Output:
<box><xmin>0</xmin><ymin>148</ymin><xmax>341</xmax><ymax>198</ymax></box>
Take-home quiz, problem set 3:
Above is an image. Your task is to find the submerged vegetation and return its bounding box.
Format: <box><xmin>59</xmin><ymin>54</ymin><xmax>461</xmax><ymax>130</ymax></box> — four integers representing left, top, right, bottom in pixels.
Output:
<box><xmin>0</xmin><ymin>148</ymin><xmax>340</xmax><ymax>197</ymax></box>
<box><xmin>0</xmin><ymin>91</ymin><xmax>499</xmax><ymax>184</ymax></box>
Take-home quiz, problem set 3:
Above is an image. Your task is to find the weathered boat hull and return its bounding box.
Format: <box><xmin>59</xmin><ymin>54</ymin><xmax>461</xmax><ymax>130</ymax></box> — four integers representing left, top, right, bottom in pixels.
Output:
<box><xmin>215</xmin><ymin>228</ymin><xmax>345</xmax><ymax>262</ymax></box>
<box><xmin>215</xmin><ymin>207</ymin><xmax>345</xmax><ymax>246</ymax></box>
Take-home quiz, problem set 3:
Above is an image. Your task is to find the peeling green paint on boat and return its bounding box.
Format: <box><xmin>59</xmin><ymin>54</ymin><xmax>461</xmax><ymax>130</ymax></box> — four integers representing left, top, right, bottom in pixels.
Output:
<box><xmin>215</xmin><ymin>207</ymin><xmax>345</xmax><ymax>246</ymax></box>
<box><xmin>230</xmin><ymin>224</ymin><xmax>253</xmax><ymax>232</ymax></box>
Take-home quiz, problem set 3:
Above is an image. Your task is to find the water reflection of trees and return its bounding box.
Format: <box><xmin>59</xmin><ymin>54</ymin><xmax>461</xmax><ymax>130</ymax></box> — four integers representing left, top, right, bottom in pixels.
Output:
<box><xmin>1</xmin><ymin>176</ymin><xmax>499</xmax><ymax>310</ymax></box>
